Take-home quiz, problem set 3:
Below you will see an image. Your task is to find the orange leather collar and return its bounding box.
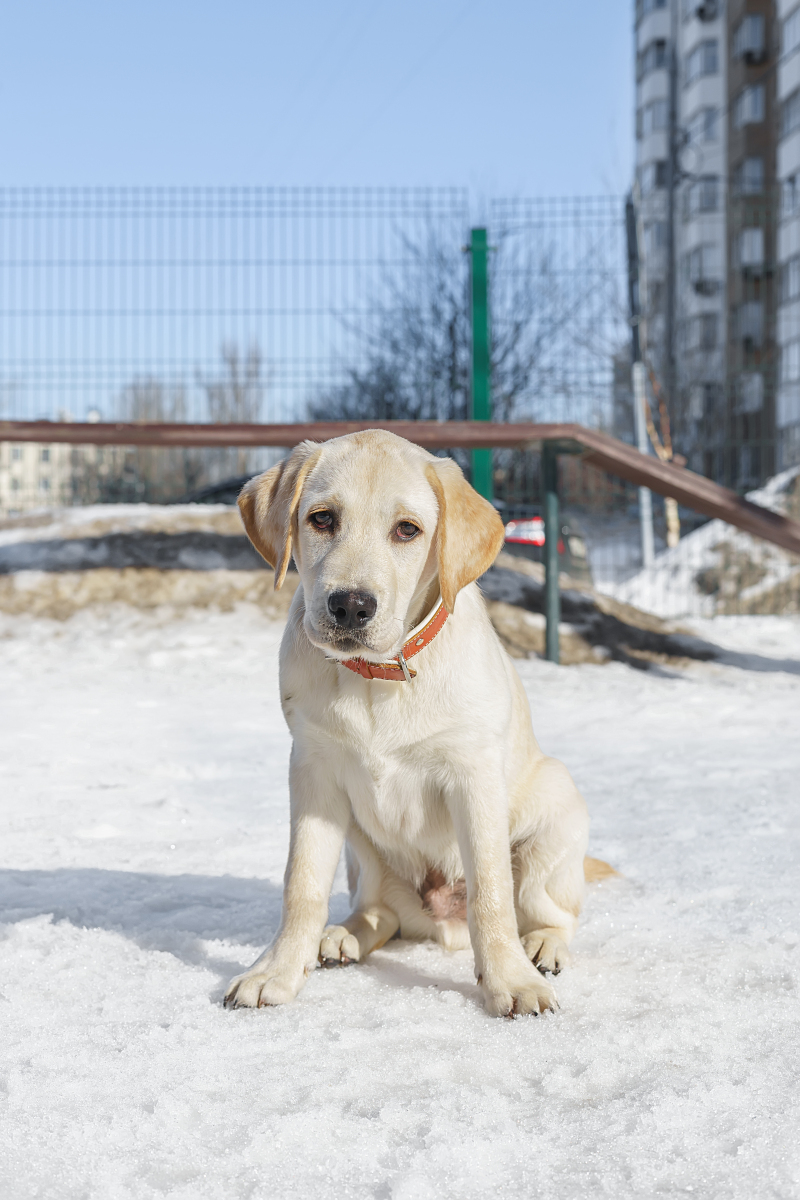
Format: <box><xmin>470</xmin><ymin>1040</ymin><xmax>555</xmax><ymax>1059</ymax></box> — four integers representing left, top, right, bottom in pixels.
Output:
<box><xmin>341</xmin><ymin>597</ymin><xmax>448</xmax><ymax>682</ymax></box>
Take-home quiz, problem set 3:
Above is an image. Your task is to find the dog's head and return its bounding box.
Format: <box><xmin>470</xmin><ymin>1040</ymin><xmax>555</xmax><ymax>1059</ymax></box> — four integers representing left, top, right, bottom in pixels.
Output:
<box><xmin>238</xmin><ymin>430</ymin><xmax>504</xmax><ymax>660</ymax></box>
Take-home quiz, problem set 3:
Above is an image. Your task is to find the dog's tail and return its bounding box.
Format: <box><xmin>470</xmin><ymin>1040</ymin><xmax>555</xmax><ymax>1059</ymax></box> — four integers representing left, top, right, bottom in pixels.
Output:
<box><xmin>583</xmin><ymin>856</ymin><xmax>619</xmax><ymax>883</ymax></box>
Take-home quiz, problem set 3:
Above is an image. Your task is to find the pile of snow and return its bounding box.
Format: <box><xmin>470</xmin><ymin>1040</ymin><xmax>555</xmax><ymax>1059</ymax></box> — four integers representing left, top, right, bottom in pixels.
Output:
<box><xmin>0</xmin><ymin>503</ymin><xmax>244</xmax><ymax>545</ymax></box>
<box><xmin>1</xmin><ymin>604</ymin><xmax>799</xmax><ymax>1198</ymax></box>
<box><xmin>0</xmin><ymin>503</ymin><xmax>298</xmax><ymax>621</ymax></box>
<box><xmin>606</xmin><ymin>466</ymin><xmax>800</xmax><ymax>619</ymax></box>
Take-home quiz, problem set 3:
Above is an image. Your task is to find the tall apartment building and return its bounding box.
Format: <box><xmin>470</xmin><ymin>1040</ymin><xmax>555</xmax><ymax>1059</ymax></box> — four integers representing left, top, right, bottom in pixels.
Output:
<box><xmin>777</xmin><ymin>0</ymin><xmax>800</xmax><ymax>471</ymax></box>
<box><xmin>634</xmin><ymin>0</ymin><xmax>793</xmax><ymax>489</ymax></box>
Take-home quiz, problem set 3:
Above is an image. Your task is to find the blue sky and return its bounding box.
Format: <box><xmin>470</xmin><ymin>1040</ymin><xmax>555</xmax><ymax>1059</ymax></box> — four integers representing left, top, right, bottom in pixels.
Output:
<box><xmin>1</xmin><ymin>1</ymin><xmax>633</xmax><ymax>197</ymax></box>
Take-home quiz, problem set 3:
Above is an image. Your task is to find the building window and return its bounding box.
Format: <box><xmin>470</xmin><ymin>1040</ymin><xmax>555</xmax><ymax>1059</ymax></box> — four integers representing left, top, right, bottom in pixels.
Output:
<box><xmin>11</xmin><ymin>478</ymin><xmax>20</xmax><ymax>491</ymax></box>
<box><xmin>688</xmin><ymin>385</ymin><xmax>705</xmax><ymax>420</ymax></box>
<box><xmin>784</xmin><ymin>7</ymin><xmax>800</xmax><ymax>57</ymax></box>
<box><xmin>687</xmin><ymin>313</ymin><xmax>719</xmax><ymax>351</ymax></box>
<box><xmin>11</xmin><ymin>446</ymin><xmax>22</xmax><ymax>461</ymax></box>
<box><xmin>689</xmin><ymin>383</ymin><xmax>722</xmax><ymax>422</ymax></box>
<box><xmin>40</xmin><ymin>447</ymin><xmax>50</xmax><ymax>463</ymax></box>
<box><xmin>687</xmin><ymin>107</ymin><xmax>717</xmax><ymax>143</ymax></box>
<box><xmin>739</xmin><ymin>227</ymin><xmax>765</xmax><ymax>269</ymax></box>
<box><xmin>645</xmin><ymin>222</ymin><xmax>668</xmax><ymax>254</ymax></box>
<box><xmin>638</xmin><ymin>39</ymin><xmax>667</xmax><ymax>80</ymax></box>
<box><xmin>640</xmin><ymin>160</ymin><xmax>668</xmax><ymax>194</ymax></box>
<box><xmin>684</xmin><ymin>175</ymin><xmax>719</xmax><ymax>214</ymax></box>
<box><xmin>781</xmin><ymin>338</ymin><xmax>800</xmax><ymax>382</ymax></box>
<box><xmin>737</xmin><ymin>373</ymin><xmax>764</xmax><ymax>412</ymax></box>
<box><xmin>637</xmin><ymin>0</ymin><xmax>667</xmax><ymax>20</ymax></box>
<box><xmin>699</xmin><ymin>313</ymin><xmax>718</xmax><ymax>350</ymax></box>
<box><xmin>781</xmin><ymin>255</ymin><xmax>800</xmax><ymax>302</ymax></box>
<box><xmin>683</xmin><ymin>243</ymin><xmax>720</xmax><ymax>292</ymax></box>
<box><xmin>733</xmin><ymin>157</ymin><xmax>764</xmax><ymax>195</ymax></box>
<box><xmin>703</xmin><ymin>382</ymin><xmax>722</xmax><ymax>416</ymax></box>
<box><xmin>783</xmin><ymin>175</ymin><xmax>800</xmax><ymax>215</ymax></box>
<box><xmin>685</xmin><ymin>40</ymin><xmax>718</xmax><ymax>84</ymax></box>
<box><xmin>638</xmin><ymin>99</ymin><xmax>669</xmax><ymax>139</ymax></box>
<box><xmin>734</xmin><ymin>85</ymin><xmax>765</xmax><ymax>128</ymax></box>
<box><xmin>738</xmin><ymin>301</ymin><xmax>764</xmax><ymax>346</ymax></box>
<box><xmin>782</xmin><ymin>89</ymin><xmax>800</xmax><ymax>138</ymax></box>
<box><xmin>39</xmin><ymin>477</ymin><xmax>51</xmax><ymax>493</ymax></box>
<box><xmin>683</xmin><ymin>0</ymin><xmax>720</xmax><ymax>22</ymax></box>
<box><xmin>734</xmin><ymin>14</ymin><xmax>766</xmax><ymax>62</ymax></box>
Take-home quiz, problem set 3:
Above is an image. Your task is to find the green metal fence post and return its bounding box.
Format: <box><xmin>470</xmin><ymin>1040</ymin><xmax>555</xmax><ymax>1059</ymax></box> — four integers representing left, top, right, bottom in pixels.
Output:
<box><xmin>542</xmin><ymin>440</ymin><xmax>560</xmax><ymax>664</ymax></box>
<box><xmin>469</xmin><ymin>227</ymin><xmax>492</xmax><ymax>499</ymax></box>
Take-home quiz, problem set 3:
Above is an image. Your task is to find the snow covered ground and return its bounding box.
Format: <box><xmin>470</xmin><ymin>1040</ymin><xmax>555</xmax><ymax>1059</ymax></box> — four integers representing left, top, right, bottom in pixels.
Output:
<box><xmin>1</xmin><ymin>604</ymin><xmax>799</xmax><ymax>1199</ymax></box>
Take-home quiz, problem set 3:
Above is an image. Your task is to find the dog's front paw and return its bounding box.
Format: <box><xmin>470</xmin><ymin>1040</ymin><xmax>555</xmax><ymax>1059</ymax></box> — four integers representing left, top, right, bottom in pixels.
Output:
<box><xmin>319</xmin><ymin>925</ymin><xmax>361</xmax><ymax>966</ymax></box>
<box><xmin>479</xmin><ymin>963</ymin><xmax>558</xmax><ymax>1018</ymax></box>
<box><xmin>520</xmin><ymin>929</ymin><xmax>571</xmax><ymax>976</ymax></box>
<box><xmin>223</xmin><ymin>967</ymin><xmax>301</xmax><ymax>1009</ymax></box>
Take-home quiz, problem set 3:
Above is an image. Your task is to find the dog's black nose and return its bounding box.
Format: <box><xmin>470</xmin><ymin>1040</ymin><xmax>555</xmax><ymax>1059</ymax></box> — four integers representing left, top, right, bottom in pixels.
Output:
<box><xmin>328</xmin><ymin>590</ymin><xmax>377</xmax><ymax>629</ymax></box>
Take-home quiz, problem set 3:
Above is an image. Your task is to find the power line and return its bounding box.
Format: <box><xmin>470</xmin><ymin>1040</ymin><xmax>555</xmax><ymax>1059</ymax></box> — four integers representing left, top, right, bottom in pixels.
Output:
<box><xmin>274</xmin><ymin>5</ymin><xmax>383</xmax><ymax>175</ymax></box>
<box><xmin>319</xmin><ymin>1</ymin><xmax>475</xmax><ymax>177</ymax></box>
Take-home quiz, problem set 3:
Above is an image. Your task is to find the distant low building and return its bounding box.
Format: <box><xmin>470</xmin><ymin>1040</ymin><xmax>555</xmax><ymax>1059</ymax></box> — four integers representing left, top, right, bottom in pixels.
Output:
<box><xmin>0</xmin><ymin>441</ymin><xmax>72</xmax><ymax>517</ymax></box>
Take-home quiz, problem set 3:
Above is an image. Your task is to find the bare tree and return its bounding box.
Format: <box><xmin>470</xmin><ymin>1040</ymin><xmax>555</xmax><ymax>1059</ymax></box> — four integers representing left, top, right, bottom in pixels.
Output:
<box><xmin>73</xmin><ymin>379</ymin><xmax>210</xmax><ymax>504</ymax></box>
<box><xmin>72</xmin><ymin>345</ymin><xmax>268</xmax><ymax>505</ymax></box>
<box><xmin>198</xmin><ymin>343</ymin><xmax>266</xmax><ymax>478</ymax></box>
<box><xmin>310</xmin><ymin>228</ymin><xmax>624</xmax><ymax>429</ymax></box>
<box><xmin>310</xmin><ymin>235</ymin><xmax>471</xmax><ymax>425</ymax></box>
<box><xmin>309</xmin><ymin>228</ymin><xmax>625</xmax><ymax>496</ymax></box>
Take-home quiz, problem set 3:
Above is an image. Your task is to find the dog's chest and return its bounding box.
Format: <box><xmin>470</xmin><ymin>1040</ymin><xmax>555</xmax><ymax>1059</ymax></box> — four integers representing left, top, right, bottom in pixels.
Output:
<box><xmin>316</xmin><ymin>689</ymin><xmax>454</xmax><ymax>853</ymax></box>
<box><xmin>343</xmin><ymin>746</ymin><xmax>447</xmax><ymax>849</ymax></box>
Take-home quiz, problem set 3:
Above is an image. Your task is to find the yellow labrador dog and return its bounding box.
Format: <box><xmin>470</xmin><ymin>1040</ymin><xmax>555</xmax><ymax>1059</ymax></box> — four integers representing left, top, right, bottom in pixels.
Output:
<box><xmin>225</xmin><ymin>430</ymin><xmax>594</xmax><ymax>1017</ymax></box>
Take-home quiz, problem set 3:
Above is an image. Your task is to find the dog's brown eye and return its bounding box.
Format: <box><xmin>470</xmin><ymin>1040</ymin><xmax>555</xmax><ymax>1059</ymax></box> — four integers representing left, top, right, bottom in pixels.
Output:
<box><xmin>396</xmin><ymin>521</ymin><xmax>420</xmax><ymax>541</ymax></box>
<box><xmin>310</xmin><ymin>511</ymin><xmax>334</xmax><ymax>530</ymax></box>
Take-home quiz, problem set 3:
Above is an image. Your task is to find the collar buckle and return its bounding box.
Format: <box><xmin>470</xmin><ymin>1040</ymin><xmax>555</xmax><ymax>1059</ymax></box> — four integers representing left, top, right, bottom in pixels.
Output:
<box><xmin>396</xmin><ymin>649</ymin><xmax>414</xmax><ymax>684</ymax></box>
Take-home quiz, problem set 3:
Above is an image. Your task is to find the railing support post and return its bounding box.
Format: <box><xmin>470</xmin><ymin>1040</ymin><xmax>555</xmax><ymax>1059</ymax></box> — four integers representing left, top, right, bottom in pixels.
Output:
<box><xmin>469</xmin><ymin>227</ymin><xmax>492</xmax><ymax>499</ymax></box>
<box><xmin>632</xmin><ymin>362</ymin><xmax>655</xmax><ymax>567</ymax></box>
<box><xmin>542</xmin><ymin>440</ymin><xmax>560</xmax><ymax>664</ymax></box>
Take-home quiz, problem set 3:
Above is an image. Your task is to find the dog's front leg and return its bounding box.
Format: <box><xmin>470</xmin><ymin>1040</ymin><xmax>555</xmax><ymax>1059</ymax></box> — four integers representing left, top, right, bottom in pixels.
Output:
<box><xmin>448</xmin><ymin>764</ymin><xmax>558</xmax><ymax>1018</ymax></box>
<box><xmin>224</xmin><ymin>751</ymin><xmax>349</xmax><ymax>1009</ymax></box>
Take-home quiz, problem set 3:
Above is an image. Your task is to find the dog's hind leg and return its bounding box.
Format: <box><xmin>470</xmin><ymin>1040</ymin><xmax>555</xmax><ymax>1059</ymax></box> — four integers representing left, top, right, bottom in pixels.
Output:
<box><xmin>513</xmin><ymin>759</ymin><xmax>589</xmax><ymax>976</ymax></box>
<box><xmin>319</xmin><ymin>824</ymin><xmax>400</xmax><ymax>966</ymax></box>
<box><xmin>514</xmin><ymin>854</ymin><xmax>583</xmax><ymax>975</ymax></box>
<box><xmin>319</xmin><ymin>906</ymin><xmax>400</xmax><ymax>965</ymax></box>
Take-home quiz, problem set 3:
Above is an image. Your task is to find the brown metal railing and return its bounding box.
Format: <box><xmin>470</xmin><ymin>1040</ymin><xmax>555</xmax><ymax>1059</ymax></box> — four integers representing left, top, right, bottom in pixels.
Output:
<box><xmin>3</xmin><ymin>420</ymin><xmax>799</xmax><ymax>663</ymax></box>
<box><xmin>3</xmin><ymin>419</ymin><xmax>799</xmax><ymax>555</ymax></box>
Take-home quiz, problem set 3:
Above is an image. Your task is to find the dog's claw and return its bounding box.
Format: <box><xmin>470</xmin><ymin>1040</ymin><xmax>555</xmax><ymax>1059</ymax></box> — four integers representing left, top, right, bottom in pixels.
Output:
<box><xmin>318</xmin><ymin>954</ymin><xmax>355</xmax><ymax>968</ymax></box>
<box><xmin>318</xmin><ymin>926</ymin><xmax>361</xmax><ymax>967</ymax></box>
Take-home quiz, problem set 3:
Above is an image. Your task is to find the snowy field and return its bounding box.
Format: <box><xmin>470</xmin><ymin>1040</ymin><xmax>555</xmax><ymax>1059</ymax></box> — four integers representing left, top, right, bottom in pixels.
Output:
<box><xmin>1</xmin><ymin>604</ymin><xmax>799</xmax><ymax>1199</ymax></box>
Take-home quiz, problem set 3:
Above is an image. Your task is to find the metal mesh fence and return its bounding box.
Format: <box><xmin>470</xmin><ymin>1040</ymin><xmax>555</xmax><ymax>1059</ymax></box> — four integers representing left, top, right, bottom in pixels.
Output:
<box><xmin>0</xmin><ymin>187</ymin><xmax>630</xmax><ymax>512</ymax></box>
<box><xmin>1</xmin><ymin>186</ymin><xmax>798</xmax><ymax>623</ymax></box>
<box><xmin>489</xmin><ymin>196</ymin><xmax>628</xmax><ymax>429</ymax></box>
<box><xmin>0</xmin><ymin>186</ymin><xmax>470</xmax><ymax>425</ymax></box>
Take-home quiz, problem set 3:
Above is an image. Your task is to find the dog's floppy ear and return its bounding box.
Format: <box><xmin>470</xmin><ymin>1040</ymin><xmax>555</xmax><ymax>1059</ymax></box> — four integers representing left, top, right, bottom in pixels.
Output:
<box><xmin>424</xmin><ymin>457</ymin><xmax>505</xmax><ymax>613</ymax></box>
<box><xmin>238</xmin><ymin>441</ymin><xmax>322</xmax><ymax>589</ymax></box>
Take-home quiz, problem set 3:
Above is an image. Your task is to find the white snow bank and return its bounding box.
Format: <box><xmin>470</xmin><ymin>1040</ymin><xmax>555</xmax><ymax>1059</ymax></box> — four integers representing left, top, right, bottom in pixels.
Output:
<box><xmin>607</xmin><ymin>516</ymin><xmax>799</xmax><ymax>618</ymax></box>
<box><xmin>745</xmin><ymin>462</ymin><xmax>800</xmax><ymax>511</ymax></box>
<box><xmin>1</xmin><ymin>605</ymin><xmax>799</xmax><ymax>1199</ymax></box>
<box><xmin>605</xmin><ymin>466</ymin><xmax>800</xmax><ymax>619</ymax></box>
<box><xmin>0</xmin><ymin>503</ymin><xmax>242</xmax><ymax>546</ymax></box>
